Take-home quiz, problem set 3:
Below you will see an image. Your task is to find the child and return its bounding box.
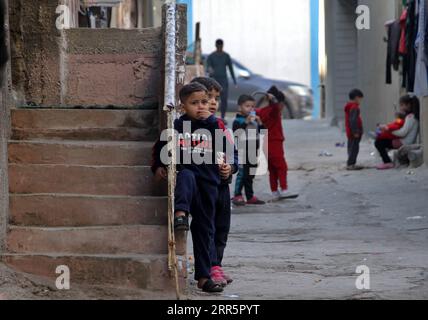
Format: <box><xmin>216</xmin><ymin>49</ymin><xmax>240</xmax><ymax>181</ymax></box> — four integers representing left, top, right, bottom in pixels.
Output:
<box><xmin>344</xmin><ymin>89</ymin><xmax>364</xmax><ymax>171</ymax></box>
<box><xmin>376</xmin><ymin>111</ymin><xmax>406</xmax><ymax>140</ymax></box>
<box><xmin>190</xmin><ymin>77</ymin><xmax>238</xmax><ymax>286</ymax></box>
<box><xmin>151</xmin><ymin>82</ymin><xmax>233</xmax><ymax>293</ymax></box>
<box><xmin>256</xmin><ymin>86</ymin><xmax>294</xmax><ymax>200</ymax></box>
<box><xmin>232</xmin><ymin>95</ymin><xmax>265</xmax><ymax>205</ymax></box>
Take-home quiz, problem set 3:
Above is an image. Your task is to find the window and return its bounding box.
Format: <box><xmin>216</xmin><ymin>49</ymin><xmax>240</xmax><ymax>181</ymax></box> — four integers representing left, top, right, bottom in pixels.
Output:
<box><xmin>69</xmin><ymin>0</ymin><xmax>162</xmax><ymax>29</ymax></box>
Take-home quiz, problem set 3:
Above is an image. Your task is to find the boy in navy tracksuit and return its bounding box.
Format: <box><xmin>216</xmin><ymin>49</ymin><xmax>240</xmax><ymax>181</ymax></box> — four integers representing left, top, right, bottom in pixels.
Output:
<box><xmin>191</xmin><ymin>77</ymin><xmax>238</xmax><ymax>286</ymax></box>
<box><xmin>151</xmin><ymin>82</ymin><xmax>236</xmax><ymax>293</ymax></box>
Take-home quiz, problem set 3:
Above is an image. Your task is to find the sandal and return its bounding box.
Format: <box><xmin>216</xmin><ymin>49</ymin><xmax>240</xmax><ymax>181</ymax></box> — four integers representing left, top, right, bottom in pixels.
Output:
<box><xmin>174</xmin><ymin>215</ymin><xmax>189</xmax><ymax>231</ymax></box>
<box><xmin>199</xmin><ymin>279</ymin><xmax>224</xmax><ymax>293</ymax></box>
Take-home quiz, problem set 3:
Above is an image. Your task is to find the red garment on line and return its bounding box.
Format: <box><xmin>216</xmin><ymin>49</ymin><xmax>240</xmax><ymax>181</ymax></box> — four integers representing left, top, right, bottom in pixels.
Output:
<box><xmin>399</xmin><ymin>9</ymin><xmax>408</xmax><ymax>55</ymax></box>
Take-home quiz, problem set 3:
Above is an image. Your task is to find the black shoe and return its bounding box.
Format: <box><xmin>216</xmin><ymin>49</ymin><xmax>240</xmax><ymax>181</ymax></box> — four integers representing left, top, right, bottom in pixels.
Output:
<box><xmin>174</xmin><ymin>215</ymin><xmax>189</xmax><ymax>231</ymax></box>
<box><xmin>200</xmin><ymin>279</ymin><xmax>224</xmax><ymax>293</ymax></box>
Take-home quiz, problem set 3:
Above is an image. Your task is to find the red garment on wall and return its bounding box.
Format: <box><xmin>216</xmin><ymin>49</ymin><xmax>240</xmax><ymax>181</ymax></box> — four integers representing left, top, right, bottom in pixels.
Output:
<box><xmin>399</xmin><ymin>9</ymin><xmax>408</xmax><ymax>55</ymax></box>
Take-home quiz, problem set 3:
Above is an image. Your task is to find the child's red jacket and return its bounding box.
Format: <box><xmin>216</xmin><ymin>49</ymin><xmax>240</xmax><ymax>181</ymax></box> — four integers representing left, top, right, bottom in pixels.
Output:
<box><xmin>377</xmin><ymin>117</ymin><xmax>405</xmax><ymax>140</ymax></box>
<box><xmin>344</xmin><ymin>102</ymin><xmax>363</xmax><ymax>139</ymax></box>
<box><xmin>256</xmin><ymin>103</ymin><xmax>285</xmax><ymax>158</ymax></box>
<box><xmin>256</xmin><ymin>103</ymin><xmax>284</xmax><ymax>142</ymax></box>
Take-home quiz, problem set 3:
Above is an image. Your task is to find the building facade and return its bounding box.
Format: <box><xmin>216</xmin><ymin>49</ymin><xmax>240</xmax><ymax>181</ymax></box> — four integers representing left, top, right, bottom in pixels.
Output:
<box><xmin>324</xmin><ymin>0</ymin><xmax>427</xmax><ymax>165</ymax></box>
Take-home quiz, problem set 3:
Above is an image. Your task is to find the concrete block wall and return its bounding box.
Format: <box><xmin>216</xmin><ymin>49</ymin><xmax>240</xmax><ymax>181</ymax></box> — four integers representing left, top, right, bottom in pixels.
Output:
<box><xmin>9</xmin><ymin>0</ymin><xmax>163</xmax><ymax>109</ymax></box>
<box><xmin>63</xmin><ymin>28</ymin><xmax>162</xmax><ymax>108</ymax></box>
<box><xmin>324</xmin><ymin>0</ymin><xmax>358</xmax><ymax>127</ymax></box>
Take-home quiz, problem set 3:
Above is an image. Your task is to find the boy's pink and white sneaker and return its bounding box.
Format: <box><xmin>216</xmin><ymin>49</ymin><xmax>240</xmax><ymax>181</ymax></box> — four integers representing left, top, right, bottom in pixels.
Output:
<box><xmin>246</xmin><ymin>196</ymin><xmax>266</xmax><ymax>205</ymax></box>
<box><xmin>376</xmin><ymin>163</ymin><xmax>394</xmax><ymax>170</ymax></box>
<box><xmin>210</xmin><ymin>266</ymin><xmax>227</xmax><ymax>287</ymax></box>
<box><xmin>219</xmin><ymin>267</ymin><xmax>233</xmax><ymax>284</ymax></box>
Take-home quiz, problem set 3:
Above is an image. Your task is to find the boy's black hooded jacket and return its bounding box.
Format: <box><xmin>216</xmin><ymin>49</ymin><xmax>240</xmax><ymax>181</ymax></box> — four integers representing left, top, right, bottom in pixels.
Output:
<box><xmin>152</xmin><ymin>114</ymin><xmax>238</xmax><ymax>186</ymax></box>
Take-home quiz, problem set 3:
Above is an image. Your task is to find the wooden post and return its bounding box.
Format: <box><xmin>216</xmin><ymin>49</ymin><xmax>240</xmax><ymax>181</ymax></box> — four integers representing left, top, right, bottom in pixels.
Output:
<box><xmin>137</xmin><ymin>0</ymin><xmax>144</xmax><ymax>28</ymax></box>
<box><xmin>161</xmin><ymin>1</ymin><xmax>187</xmax><ymax>299</ymax></box>
<box><xmin>194</xmin><ymin>22</ymin><xmax>201</xmax><ymax>77</ymax></box>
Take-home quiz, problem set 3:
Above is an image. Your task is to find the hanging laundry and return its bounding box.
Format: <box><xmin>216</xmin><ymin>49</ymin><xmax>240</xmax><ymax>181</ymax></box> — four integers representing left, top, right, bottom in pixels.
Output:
<box><xmin>399</xmin><ymin>9</ymin><xmax>408</xmax><ymax>55</ymax></box>
<box><xmin>386</xmin><ymin>20</ymin><xmax>402</xmax><ymax>84</ymax></box>
<box><xmin>386</xmin><ymin>20</ymin><xmax>401</xmax><ymax>84</ymax></box>
<box><xmin>414</xmin><ymin>0</ymin><xmax>428</xmax><ymax>96</ymax></box>
<box><xmin>402</xmin><ymin>0</ymin><xmax>419</xmax><ymax>91</ymax></box>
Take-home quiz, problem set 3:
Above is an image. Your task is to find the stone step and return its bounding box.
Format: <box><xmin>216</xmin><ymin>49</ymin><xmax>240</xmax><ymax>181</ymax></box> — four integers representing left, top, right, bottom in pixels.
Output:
<box><xmin>8</xmin><ymin>140</ymin><xmax>154</xmax><ymax>166</ymax></box>
<box><xmin>9</xmin><ymin>164</ymin><xmax>166</xmax><ymax>196</ymax></box>
<box><xmin>2</xmin><ymin>253</ymin><xmax>186</xmax><ymax>291</ymax></box>
<box><xmin>9</xmin><ymin>194</ymin><xmax>168</xmax><ymax>227</ymax></box>
<box><xmin>7</xmin><ymin>226</ymin><xmax>169</xmax><ymax>255</ymax></box>
<box><xmin>11</xmin><ymin>109</ymin><xmax>160</xmax><ymax>141</ymax></box>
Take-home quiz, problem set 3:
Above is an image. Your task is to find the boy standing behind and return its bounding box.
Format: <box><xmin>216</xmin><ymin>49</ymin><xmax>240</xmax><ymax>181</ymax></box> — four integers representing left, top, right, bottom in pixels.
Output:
<box><xmin>344</xmin><ymin>89</ymin><xmax>364</xmax><ymax>171</ymax></box>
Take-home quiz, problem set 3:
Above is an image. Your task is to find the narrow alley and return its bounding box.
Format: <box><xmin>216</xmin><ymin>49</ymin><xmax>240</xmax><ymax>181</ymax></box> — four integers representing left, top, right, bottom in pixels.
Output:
<box><xmin>189</xmin><ymin>119</ymin><xmax>428</xmax><ymax>300</ymax></box>
<box><xmin>1</xmin><ymin>0</ymin><xmax>428</xmax><ymax>305</ymax></box>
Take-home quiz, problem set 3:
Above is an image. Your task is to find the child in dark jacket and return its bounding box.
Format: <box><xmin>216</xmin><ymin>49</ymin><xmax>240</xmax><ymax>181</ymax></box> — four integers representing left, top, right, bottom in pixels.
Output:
<box><xmin>151</xmin><ymin>82</ymin><xmax>235</xmax><ymax>293</ymax></box>
<box><xmin>232</xmin><ymin>95</ymin><xmax>265</xmax><ymax>205</ymax></box>
<box><xmin>344</xmin><ymin>89</ymin><xmax>364</xmax><ymax>170</ymax></box>
<box><xmin>191</xmin><ymin>77</ymin><xmax>238</xmax><ymax>287</ymax></box>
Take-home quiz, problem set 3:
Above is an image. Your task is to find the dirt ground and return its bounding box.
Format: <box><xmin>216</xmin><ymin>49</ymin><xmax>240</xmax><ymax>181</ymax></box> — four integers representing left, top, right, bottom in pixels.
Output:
<box><xmin>188</xmin><ymin>119</ymin><xmax>428</xmax><ymax>300</ymax></box>
<box><xmin>1</xmin><ymin>119</ymin><xmax>427</xmax><ymax>300</ymax></box>
<box><xmin>0</xmin><ymin>261</ymin><xmax>180</xmax><ymax>300</ymax></box>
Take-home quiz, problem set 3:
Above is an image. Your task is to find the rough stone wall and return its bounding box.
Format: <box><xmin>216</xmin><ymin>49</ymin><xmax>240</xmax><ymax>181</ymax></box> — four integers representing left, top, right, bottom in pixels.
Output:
<box><xmin>0</xmin><ymin>0</ymin><xmax>9</xmax><ymax>252</ymax></box>
<box><xmin>9</xmin><ymin>0</ymin><xmax>62</xmax><ymax>106</ymax></box>
<box><xmin>0</xmin><ymin>91</ymin><xmax>9</xmax><ymax>252</ymax></box>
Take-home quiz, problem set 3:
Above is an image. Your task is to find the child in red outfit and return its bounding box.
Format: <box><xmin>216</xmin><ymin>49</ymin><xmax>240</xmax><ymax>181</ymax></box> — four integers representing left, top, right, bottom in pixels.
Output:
<box><xmin>376</xmin><ymin>112</ymin><xmax>406</xmax><ymax>140</ymax></box>
<box><xmin>344</xmin><ymin>89</ymin><xmax>364</xmax><ymax>170</ymax></box>
<box><xmin>256</xmin><ymin>86</ymin><xmax>291</xmax><ymax>199</ymax></box>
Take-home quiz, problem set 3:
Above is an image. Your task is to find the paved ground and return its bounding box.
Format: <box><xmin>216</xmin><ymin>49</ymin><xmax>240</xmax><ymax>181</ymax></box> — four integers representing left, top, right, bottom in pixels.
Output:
<box><xmin>1</xmin><ymin>119</ymin><xmax>427</xmax><ymax>300</ymax></box>
<box><xmin>188</xmin><ymin>119</ymin><xmax>428</xmax><ymax>300</ymax></box>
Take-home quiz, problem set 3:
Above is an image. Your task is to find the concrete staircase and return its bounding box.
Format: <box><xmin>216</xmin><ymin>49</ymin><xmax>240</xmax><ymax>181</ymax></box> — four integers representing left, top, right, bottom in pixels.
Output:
<box><xmin>2</xmin><ymin>108</ymin><xmax>183</xmax><ymax>294</ymax></box>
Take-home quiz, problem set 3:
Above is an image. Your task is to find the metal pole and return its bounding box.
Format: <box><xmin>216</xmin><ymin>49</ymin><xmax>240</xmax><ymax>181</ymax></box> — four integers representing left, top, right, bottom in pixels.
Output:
<box><xmin>163</xmin><ymin>0</ymin><xmax>180</xmax><ymax>300</ymax></box>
